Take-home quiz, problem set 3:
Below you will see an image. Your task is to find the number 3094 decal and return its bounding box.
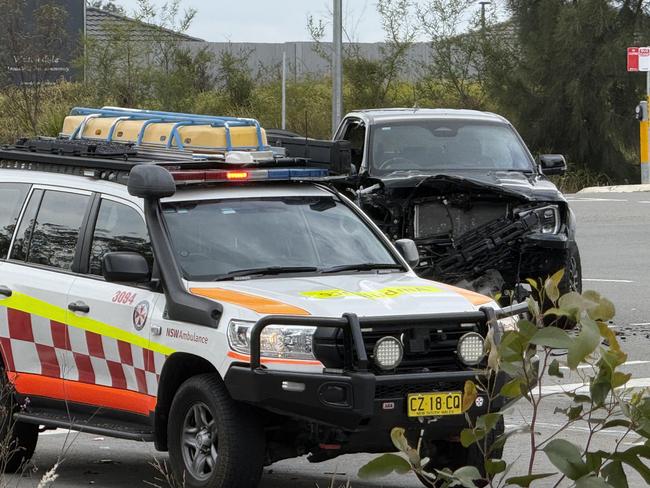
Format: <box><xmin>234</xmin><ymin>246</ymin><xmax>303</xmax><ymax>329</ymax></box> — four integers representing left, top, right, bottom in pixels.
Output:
<box><xmin>112</xmin><ymin>290</ymin><xmax>137</xmax><ymax>305</ymax></box>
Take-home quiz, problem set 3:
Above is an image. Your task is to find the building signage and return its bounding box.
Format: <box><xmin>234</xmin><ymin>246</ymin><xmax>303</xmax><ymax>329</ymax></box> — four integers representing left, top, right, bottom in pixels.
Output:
<box><xmin>2</xmin><ymin>0</ymin><xmax>84</xmax><ymax>85</ymax></box>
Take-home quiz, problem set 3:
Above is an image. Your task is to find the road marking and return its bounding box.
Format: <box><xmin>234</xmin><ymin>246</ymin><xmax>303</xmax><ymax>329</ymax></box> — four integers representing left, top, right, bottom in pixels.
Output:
<box><xmin>630</xmin><ymin>323</ymin><xmax>650</xmax><ymax>326</ymax></box>
<box><xmin>583</xmin><ymin>278</ymin><xmax>634</xmax><ymax>283</ymax></box>
<box><xmin>566</xmin><ymin>198</ymin><xmax>628</xmax><ymax>202</ymax></box>
<box><xmin>540</xmin><ymin>377</ymin><xmax>650</xmax><ymax>395</ymax></box>
<box><xmin>505</xmin><ymin>422</ymin><xmax>628</xmax><ymax>436</ymax></box>
<box><xmin>559</xmin><ymin>360</ymin><xmax>650</xmax><ymax>371</ymax></box>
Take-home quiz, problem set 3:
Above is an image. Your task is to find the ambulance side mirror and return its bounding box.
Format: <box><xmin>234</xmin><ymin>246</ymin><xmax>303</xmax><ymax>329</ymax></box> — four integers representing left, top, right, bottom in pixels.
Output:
<box><xmin>103</xmin><ymin>252</ymin><xmax>151</xmax><ymax>283</ymax></box>
<box><xmin>128</xmin><ymin>165</ymin><xmax>176</xmax><ymax>200</ymax></box>
<box><xmin>394</xmin><ymin>239</ymin><xmax>419</xmax><ymax>268</ymax></box>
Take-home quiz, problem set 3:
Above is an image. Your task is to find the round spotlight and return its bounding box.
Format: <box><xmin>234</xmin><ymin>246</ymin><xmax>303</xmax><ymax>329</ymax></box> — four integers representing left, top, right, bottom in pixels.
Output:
<box><xmin>373</xmin><ymin>336</ymin><xmax>403</xmax><ymax>370</ymax></box>
<box><xmin>457</xmin><ymin>332</ymin><xmax>486</xmax><ymax>365</ymax></box>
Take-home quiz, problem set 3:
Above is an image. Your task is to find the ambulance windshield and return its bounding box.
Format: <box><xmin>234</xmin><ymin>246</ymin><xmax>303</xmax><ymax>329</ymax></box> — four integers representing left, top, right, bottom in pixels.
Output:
<box><xmin>162</xmin><ymin>196</ymin><xmax>400</xmax><ymax>281</ymax></box>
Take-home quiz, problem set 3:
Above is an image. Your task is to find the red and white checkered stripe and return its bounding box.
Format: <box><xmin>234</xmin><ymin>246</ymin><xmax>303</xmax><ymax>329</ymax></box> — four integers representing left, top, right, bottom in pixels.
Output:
<box><xmin>0</xmin><ymin>308</ymin><xmax>164</xmax><ymax>397</ymax></box>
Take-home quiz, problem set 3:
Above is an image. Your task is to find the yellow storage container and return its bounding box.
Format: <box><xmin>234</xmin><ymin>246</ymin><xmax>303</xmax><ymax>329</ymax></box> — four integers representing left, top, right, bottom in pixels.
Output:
<box><xmin>61</xmin><ymin>115</ymin><xmax>268</xmax><ymax>151</ymax></box>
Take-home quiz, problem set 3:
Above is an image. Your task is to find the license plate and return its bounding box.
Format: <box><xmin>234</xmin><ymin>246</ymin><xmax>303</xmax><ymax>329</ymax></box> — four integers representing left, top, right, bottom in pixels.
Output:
<box><xmin>407</xmin><ymin>391</ymin><xmax>462</xmax><ymax>417</ymax></box>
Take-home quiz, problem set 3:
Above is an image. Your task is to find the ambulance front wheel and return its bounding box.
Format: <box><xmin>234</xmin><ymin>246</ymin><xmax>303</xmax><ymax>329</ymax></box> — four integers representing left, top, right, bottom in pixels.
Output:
<box><xmin>167</xmin><ymin>373</ymin><xmax>265</xmax><ymax>488</ymax></box>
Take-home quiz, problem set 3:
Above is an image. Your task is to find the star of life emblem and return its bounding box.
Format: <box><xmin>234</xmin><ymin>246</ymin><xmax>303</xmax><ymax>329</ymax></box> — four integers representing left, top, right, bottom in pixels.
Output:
<box><xmin>133</xmin><ymin>301</ymin><xmax>150</xmax><ymax>331</ymax></box>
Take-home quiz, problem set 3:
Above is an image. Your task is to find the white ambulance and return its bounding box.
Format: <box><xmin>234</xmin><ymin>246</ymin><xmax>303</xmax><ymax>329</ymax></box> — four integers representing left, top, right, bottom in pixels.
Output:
<box><xmin>0</xmin><ymin>108</ymin><xmax>526</xmax><ymax>488</ymax></box>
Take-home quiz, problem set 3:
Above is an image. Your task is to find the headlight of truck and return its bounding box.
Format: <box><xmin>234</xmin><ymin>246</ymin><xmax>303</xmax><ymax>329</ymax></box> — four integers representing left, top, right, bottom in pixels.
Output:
<box><xmin>537</xmin><ymin>205</ymin><xmax>560</xmax><ymax>234</ymax></box>
<box><xmin>519</xmin><ymin>205</ymin><xmax>560</xmax><ymax>234</ymax></box>
<box><xmin>227</xmin><ymin>320</ymin><xmax>317</xmax><ymax>360</ymax></box>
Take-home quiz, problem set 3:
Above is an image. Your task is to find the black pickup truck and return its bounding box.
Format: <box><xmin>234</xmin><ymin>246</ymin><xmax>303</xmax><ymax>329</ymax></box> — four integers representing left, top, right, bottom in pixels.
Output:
<box><xmin>267</xmin><ymin>108</ymin><xmax>581</xmax><ymax>300</ymax></box>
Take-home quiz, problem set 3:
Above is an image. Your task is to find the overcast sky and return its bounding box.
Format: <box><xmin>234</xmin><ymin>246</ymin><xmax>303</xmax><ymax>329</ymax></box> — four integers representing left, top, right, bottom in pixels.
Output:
<box><xmin>115</xmin><ymin>1</ymin><xmax>390</xmax><ymax>43</ymax></box>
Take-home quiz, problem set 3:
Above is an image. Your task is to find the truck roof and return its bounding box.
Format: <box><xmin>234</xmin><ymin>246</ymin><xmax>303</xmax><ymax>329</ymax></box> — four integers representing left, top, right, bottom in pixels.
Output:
<box><xmin>347</xmin><ymin>108</ymin><xmax>509</xmax><ymax>125</ymax></box>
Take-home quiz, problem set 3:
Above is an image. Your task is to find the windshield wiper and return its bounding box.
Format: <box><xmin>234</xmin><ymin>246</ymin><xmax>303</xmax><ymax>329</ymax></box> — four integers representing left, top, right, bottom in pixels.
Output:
<box><xmin>213</xmin><ymin>266</ymin><xmax>318</xmax><ymax>281</ymax></box>
<box><xmin>321</xmin><ymin>263</ymin><xmax>404</xmax><ymax>274</ymax></box>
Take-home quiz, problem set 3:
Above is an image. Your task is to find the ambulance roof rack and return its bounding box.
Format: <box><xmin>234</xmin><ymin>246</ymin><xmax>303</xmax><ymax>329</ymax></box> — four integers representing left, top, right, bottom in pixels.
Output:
<box><xmin>67</xmin><ymin>106</ymin><xmax>270</xmax><ymax>153</ymax></box>
<box><xmin>0</xmin><ymin>136</ymin><xmax>329</xmax><ymax>187</ymax></box>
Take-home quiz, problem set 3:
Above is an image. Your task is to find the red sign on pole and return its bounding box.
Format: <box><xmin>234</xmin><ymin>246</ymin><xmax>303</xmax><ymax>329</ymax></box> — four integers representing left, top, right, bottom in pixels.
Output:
<box><xmin>628</xmin><ymin>47</ymin><xmax>639</xmax><ymax>71</ymax></box>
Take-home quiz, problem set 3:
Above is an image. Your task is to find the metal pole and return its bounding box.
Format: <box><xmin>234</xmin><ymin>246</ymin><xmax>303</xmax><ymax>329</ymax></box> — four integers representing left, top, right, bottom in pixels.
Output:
<box><xmin>641</xmin><ymin>71</ymin><xmax>650</xmax><ymax>185</ymax></box>
<box><xmin>282</xmin><ymin>51</ymin><xmax>287</xmax><ymax>130</ymax></box>
<box><xmin>332</xmin><ymin>0</ymin><xmax>343</xmax><ymax>136</ymax></box>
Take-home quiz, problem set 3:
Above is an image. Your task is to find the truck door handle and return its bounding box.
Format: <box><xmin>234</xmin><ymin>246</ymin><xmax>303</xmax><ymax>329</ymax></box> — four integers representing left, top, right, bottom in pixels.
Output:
<box><xmin>0</xmin><ymin>286</ymin><xmax>12</xmax><ymax>298</ymax></box>
<box><xmin>68</xmin><ymin>301</ymin><xmax>90</xmax><ymax>314</ymax></box>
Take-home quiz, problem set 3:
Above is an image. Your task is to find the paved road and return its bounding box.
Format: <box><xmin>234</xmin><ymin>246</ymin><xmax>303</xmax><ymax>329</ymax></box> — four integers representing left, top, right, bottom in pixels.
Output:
<box><xmin>8</xmin><ymin>190</ymin><xmax>650</xmax><ymax>488</ymax></box>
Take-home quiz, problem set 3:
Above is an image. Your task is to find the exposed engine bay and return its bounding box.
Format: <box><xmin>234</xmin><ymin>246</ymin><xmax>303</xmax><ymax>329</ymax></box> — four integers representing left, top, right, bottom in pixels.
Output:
<box><xmin>343</xmin><ymin>174</ymin><xmax>570</xmax><ymax>297</ymax></box>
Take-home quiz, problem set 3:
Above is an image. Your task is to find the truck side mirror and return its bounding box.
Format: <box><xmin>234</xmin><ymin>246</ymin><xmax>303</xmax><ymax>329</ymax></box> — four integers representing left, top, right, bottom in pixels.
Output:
<box><xmin>103</xmin><ymin>252</ymin><xmax>151</xmax><ymax>283</ymax></box>
<box><xmin>394</xmin><ymin>239</ymin><xmax>419</xmax><ymax>268</ymax></box>
<box><xmin>538</xmin><ymin>154</ymin><xmax>567</xmax><ymax>176</ymax></box>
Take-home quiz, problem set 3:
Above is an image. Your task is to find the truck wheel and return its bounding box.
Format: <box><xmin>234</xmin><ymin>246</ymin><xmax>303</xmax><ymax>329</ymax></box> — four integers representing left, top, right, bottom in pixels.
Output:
<box><xmin>559</xmin><ymin>242</ymin><xmax>582</xmax><ymax>295</ymax></box>
<box><xmin>0</xmin><ymin>382</ymin><xmax>39</xmax><ymax>473</ymax></box>
<box><xmin>545</xmin><ymin>242</ymin><xmax>582</xmax><ymax>329</ymax></box>
<box><xmin>417</xmin><ymin>418</ymin><xmax>504</xmax><ymax>488</ymax></box>
<box><xmin>167</xmin><ymin>373</ymin><xmax>265</xmax><ymax>488</ymax></box>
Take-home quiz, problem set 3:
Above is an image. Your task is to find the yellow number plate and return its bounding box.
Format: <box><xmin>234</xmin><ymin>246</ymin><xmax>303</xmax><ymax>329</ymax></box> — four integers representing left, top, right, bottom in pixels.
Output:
<box><xmin>407</xmin><ymin>392</ymin><xmax>462</xmax><ymax>417</ymax></box>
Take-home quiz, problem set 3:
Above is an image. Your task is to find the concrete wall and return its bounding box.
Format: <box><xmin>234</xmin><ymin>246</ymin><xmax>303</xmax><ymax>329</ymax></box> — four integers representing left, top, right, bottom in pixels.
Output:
<box><xmin>185</xmin><ymin>41</ymin><xmax>434</xmax><ymax>81</ymax></box>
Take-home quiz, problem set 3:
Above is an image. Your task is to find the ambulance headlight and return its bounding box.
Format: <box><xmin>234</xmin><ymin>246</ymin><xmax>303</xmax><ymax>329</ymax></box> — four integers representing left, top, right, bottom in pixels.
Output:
<box><xmin>457</xmin><ymin>332</ymin><xmax>486</xmax><ymax>365</ymax></box>
<box><xmin>227</xmin><ymin>320</ymin><xmax>317</xmax><ymax>360</ymax></box>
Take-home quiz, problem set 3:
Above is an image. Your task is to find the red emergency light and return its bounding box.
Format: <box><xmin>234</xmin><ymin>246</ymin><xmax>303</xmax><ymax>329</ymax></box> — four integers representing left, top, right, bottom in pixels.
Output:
<box><xmin>168</xmin><ymin>167</ymin><xmax>328</xmax><ymax>185</ymax></box>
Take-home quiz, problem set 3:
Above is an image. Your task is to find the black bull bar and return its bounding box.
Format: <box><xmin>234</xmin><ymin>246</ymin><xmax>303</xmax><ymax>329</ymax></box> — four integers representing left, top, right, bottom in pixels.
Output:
<box><xmin>248</xmin><ymin>301</ymin><xmax>529</xmax><ymax>371</ymax></box>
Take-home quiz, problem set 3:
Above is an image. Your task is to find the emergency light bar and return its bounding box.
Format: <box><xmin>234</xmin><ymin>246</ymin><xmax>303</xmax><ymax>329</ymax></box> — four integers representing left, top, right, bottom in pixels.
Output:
<box><xmin>170</xmin><ymin>167</ymin><xmax>329</xmax><ymax>185</ymax></box>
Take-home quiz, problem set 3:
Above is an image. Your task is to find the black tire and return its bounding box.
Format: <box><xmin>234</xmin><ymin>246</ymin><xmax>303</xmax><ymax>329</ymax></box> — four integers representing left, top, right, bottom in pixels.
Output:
<box><xmin>544</xmin><ymin>242</ymin><xmax>582</xmax><ymax>329</ymax></box>
<box><xmin>167</xmin><ymin>373</ymin><xmax>265</xmax><ymax>488</ymax></box>
<box><xmin>0</xmin><ymin>382</ymin><xmax>39</xmax><ymax>473</ymax></box>
<box><xmin>558</xmin><ymin>242</ymin><xmax>582</xmax><ymax>295</ymax></box>
<box><xmin>417</xmin><ymin>419</ymin><xmax>504</xmax><ymax>488</ymax></box>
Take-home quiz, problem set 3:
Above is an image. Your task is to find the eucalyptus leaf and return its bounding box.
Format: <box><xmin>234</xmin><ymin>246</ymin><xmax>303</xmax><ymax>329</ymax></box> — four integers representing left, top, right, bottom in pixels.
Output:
<box><xmin>460</xmin><ymin>427</ymin><xmax>485</xmax><ymax>448</ymax></box>
<box><xmin>390</xmin><ymin>427</ymin><xmax>410</xmax><ymax>453</ymax></box>
<box><xmin>476</xmin><ymin>413</ymin><xmax>502</xmax><ymax>433</ymax></box>
<box><xmin>452</xmin><ymin>465</ymin><xmax>482</xmax><ymax>488</ymax></box>
<box><xmin>602</xmin><ymin>460</ymin><xmax>628</xmax><ymax>488</ymax></box>
<box><xmin>583</xmin><ymin>290</ymin><xmax>616</xmax><ymax>322</ymax></box>
<box><xmin>531</xmin><ymin>327</ymin><xmax>573</xmax><ymax>349</ymax></box>
<box><xmin>505</xmin><ymin>472</ymin><xmax>555</xmax><ymax>487</ymax></box>
<box><xmin>544</xmin><ymin>269</ymin><xmax>564</xmax><ymax>304</ymax></box>
<box><xmin>548</xmin><ymin>359</ymin><xmax>564</xmax><ymax>378</ymax></box>
<box><xmin>543</xmin><ymin>438</ymin><xmax>590</xmax><ymax>480</ymax></box>
<box><xmin>461</xmin><ymin>381</ymin><xmax>478</xmax><ymax>413</ymax></box>
<box><xmin>567</xmin><ymin>316</ymin><xmax>601</xmax><ymax>369</ymax></box>
<box><xmin>500</xmin><ymin>378</ymin><xmax>525</xmax><ymax>398</ymax></box>
<box><xmin>575</xmin><ymin>475</ymin><xmax>614</xmax><ymax>488</ymax></box>
<box><xmin>485</xmin><ymin>458</ymin><xmax>506</xmax><ymax>475</ymax></box>
<box><xmin>357</xmin><ymin>453</ymin><xmax>412</xmax><ymax>480</ymax></box>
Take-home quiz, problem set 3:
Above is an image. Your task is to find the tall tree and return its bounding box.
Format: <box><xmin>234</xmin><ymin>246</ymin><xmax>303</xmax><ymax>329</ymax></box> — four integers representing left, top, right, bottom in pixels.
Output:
<box><xmin>484</xmin><ymin>0</ymin><xmax>650</xmax><ymax>179</ymax></box>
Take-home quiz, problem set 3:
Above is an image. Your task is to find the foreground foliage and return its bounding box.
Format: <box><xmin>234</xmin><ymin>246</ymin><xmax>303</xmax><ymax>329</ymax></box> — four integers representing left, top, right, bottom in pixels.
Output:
<box><xmin>359</xmin><ymin>270</ymin><xmax>650</xmax><ymax>487</ymax></box>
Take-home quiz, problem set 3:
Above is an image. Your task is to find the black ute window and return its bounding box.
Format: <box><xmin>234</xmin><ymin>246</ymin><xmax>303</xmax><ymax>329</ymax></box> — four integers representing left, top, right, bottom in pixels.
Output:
<box><xmin>0</xmin><ymin>183</ymin><xmax>29</xmax><ymax>259</ymax></box>
<box><xmin>18</xmin><ymin>190</ymin><xmax>89</xmax><ymax>271</ymax></box>
<box><xmin>342</xmin><ymin>120</ymin><xmax>366</xmax><ymax>170</ymax></box>
<box><xmin>88</xmin><ymin>199</ymin><xmax>152</xmax><ymax>276</ymax></box>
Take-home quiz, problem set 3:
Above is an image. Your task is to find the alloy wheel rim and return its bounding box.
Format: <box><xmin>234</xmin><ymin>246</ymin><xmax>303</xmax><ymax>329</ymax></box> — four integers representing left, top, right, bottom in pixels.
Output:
<box><xmin>181</xmin><ymin>402</ymin><xmax>218</xmax><ymax>481</ymax></box>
